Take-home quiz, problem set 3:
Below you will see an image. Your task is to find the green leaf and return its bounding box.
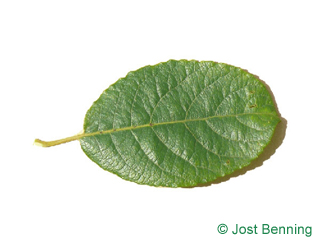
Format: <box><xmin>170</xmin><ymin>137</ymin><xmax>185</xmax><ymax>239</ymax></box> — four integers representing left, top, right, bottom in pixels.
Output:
<box><xmin>35</xmin><ymin>60</ymin><xmax>280</xmax><ymax>187</ymax></box>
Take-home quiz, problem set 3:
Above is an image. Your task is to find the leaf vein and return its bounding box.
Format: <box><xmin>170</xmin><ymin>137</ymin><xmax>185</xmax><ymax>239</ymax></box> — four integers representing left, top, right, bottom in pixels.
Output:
<box><xmin>130</xmin><ymin>80</ymin><xmax>142</xmax><ymax>126</ymax></box>
<box><xmin>150</xmin><ymin>63</ymin><xmax>205</xmax><ymax>122</ymax></box>
<box><xmin>214</xmin><ymin>84</ymin><xmax>250</xmax><ymax>115</ymax></box>
<box><xmin>185</xmin><ymin>70</ymin><xmax>231</xmax><ymax>118</ymax></box>
<box><xmin>130</xmin><ymin>130</ymin><xmax>188</xmax><ymax>182</ymax></box>
<box><xmin>183</xmin><ymin>123</ymin><xmax>222</xmax><ymax>159</ymax></box>
<box><xmin>151</xmin><ymin>127</ymin><xmax>198</xmax><ymax>177</ymax></box>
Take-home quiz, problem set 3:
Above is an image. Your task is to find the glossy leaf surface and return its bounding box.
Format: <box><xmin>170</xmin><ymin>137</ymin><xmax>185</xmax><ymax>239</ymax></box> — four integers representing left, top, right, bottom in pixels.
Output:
<box><xmin>80</xmin><ymin>60</ymin><xmax>280</xmax><ymax>187</ymax></box>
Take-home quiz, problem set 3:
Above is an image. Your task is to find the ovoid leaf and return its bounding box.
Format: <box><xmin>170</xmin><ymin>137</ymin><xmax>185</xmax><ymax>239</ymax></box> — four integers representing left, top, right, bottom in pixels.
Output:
<box><xmin>35</xmin><ymin>60</ymin><xmax>280</xmax><ymax>187</ymax></box>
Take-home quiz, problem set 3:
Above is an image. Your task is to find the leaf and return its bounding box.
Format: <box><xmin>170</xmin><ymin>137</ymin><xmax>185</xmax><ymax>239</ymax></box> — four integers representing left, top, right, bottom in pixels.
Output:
<box><xmin>35</xmin><ymin>60</ymin><xmax>280</xmax><ymax>187</ymax></box>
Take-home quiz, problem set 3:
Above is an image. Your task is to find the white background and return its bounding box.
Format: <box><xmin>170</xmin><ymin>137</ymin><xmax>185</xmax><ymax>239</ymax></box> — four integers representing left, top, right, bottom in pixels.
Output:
<box><xmin>1</xmin><ymin>1</ymin><xmax>319</xmax><ymax>239</ymax></box>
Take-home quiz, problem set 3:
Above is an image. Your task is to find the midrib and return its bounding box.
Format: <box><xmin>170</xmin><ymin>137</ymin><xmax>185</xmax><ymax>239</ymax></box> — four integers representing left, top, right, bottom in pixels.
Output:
<box><xmin>85</xmin><ymin>112</ymin><xmax>277</xmax><ymax>136</ymax></box>
<box><xmin>34</xmin><ymin>112</ymin><xmax>278</xmax><ymax>147</ymax></box>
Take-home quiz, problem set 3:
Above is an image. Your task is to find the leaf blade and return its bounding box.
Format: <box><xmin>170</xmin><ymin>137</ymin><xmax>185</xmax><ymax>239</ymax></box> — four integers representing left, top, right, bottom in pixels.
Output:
<box><xmin>80</xmin><ymin>60</ymin><xmax>280</xmax><ymax>187</ymax></box>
